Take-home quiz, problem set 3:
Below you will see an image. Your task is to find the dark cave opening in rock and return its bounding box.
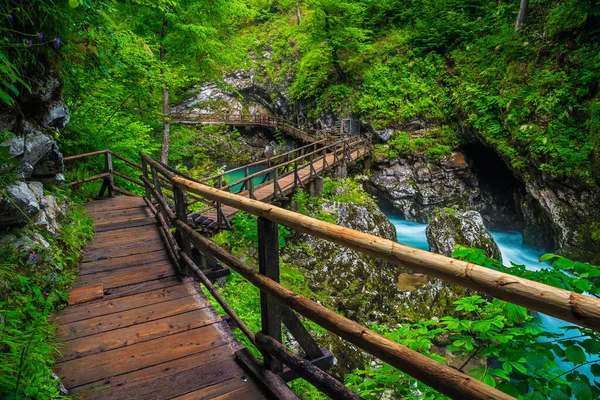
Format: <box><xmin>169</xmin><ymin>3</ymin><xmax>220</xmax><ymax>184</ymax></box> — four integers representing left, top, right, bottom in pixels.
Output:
<box><xmin>461</xmin><ymin>142</ymin><xmax>522</xmax><ymax>231</ymax></box>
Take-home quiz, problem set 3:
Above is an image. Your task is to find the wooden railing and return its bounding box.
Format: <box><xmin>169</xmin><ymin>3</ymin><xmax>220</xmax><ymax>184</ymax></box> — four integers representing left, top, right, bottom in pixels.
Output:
<box><xmin>63</xmin><ymin>147</ymin><xmax>600</xmax><ymax>399</ymax></box>
<box><xmin>172</xmin><ymin>113</ymin><xmax>350</xmax><ymax>143</ymax></box>
<box><xmin>135</xmin><ymin>152</ymin><xmax>600</xmax><ymax>400</ymax></box>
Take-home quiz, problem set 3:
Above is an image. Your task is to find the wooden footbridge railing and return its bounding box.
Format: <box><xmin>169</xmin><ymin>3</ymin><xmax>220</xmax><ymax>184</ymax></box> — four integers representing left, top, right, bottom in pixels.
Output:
<box><xmin>172</xmin><ymin>113</ymin><xmax>353</xmax><ymax>143</ymax></box>
<box><xmin>63</xmin><ymin>147</ymin><xmax>600</xmax><ymax>399</ymax></box>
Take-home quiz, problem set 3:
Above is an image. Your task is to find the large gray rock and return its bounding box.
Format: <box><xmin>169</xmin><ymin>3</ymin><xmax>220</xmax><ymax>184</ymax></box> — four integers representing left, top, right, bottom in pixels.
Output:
<box><xmin>40</xmin><ymin>100</ymin><xmax>70</xmax><ymax>128</ymax></box>
<box><xmin>426</xmin><ymin>208</ymin><xmax>502</xmax><ymax>260</ymax></box>
<box><xmin>1</xmin><ymin>129</ymin><xmax>64</xmax><ymax>181</ymax></box>
<box><xmin>366</xmin><ymin>152</ymin><xmax>480</xmax><ymax>223</ymax></box>
<box><xmin>0</xmin><ymin>181</ymin><xmax>41</xmax><ymax>225</ymax></box>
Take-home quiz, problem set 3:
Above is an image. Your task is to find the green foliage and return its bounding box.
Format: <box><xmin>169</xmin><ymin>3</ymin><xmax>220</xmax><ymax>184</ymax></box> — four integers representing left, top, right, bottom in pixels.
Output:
<box><xmin>322</xmin><ymin>177</ymin><xmax>373</xmax><ymax>206</ymax></box>
<box><xmin>221</xmin><ymin>212</ymin><xmax>290</xmax><ymax>253</ymax></box>
<box><xmin>453</xmin><ymin>246</ymin><xmax>600</xmax><ymax>297</ymax></box>
<box><xmin>373</xmin><ymin>127</ymin><xmax>458</xmax><ymax>161</ymax></box>
<box><xmin>0</xmin><ymin>204</ymin><xmax>94</xmax><ymax>398</ymax></box>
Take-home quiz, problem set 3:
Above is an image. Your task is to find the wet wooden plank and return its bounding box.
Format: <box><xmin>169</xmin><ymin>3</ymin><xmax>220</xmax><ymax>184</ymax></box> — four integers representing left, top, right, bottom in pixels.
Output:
<box><xmin>73</xmin><ymin>347</ymin><xmax>251</xmax><ymax>399</ymax></box>
<box><xmin>68</xmin><ymin>284</ymin><xmax>104</xmax><ymax>306</ymax></box>
<box><xmin>57</xmin><ymin>293</ymin><xmax>205</xmax><ymax>341</ymax></box>
<box><xmin>55</xmin><ymin>325</ymin><xmax>228</xmax><ymax>388</ymax></box>
<box><xmin>60</xmin><ymin>309</ymin><xmax>220</xmax><ymax>361</ymax></box>
<box><xmin>85</xmin><ymin>197</ymin><xmax>146</xmax><ymax>213</ymax></box>
<box><xmin>79</xmin><ymin>249</ymin><xmax>169</xmax><ymax>274</ymax></box>
<box><xmin>95</xmin><ymin>217</ymin><xmax>157</xmax><ymax>233</ymax></box>
<box><xmin>81</xmin><ymin>238</ymin><xmax>165</xmax><ymax>262</ymax></box>
<box><xmin>85</xmin><ymin>228</ymin><xmax>161</xmax><ymax>249</ymax></box>
<box><xmin>54</xmin><ymin>283</ymin><xmax>192</xmax><ymax>325</ymax></box>
<box><xmin>75</xmin><ymin>260</ymin><xmax>176</xmax><ymax>289</ymax></box>
<box><xmin>172</xmin><ymin>377</ymin><xmax>264</xmax><ymax>400</ymax></box>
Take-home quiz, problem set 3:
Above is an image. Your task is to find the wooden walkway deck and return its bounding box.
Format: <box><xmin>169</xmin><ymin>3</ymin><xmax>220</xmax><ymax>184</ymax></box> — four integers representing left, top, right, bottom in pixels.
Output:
<box><xmin>197</xmin><ymin>145</ymin><xmax>368</xmax><ymax>228</ymax></box>
<box><xmin>54</xmin><ymin>196</ymin><xmax>271</xmax><ymax>399</ymax></box>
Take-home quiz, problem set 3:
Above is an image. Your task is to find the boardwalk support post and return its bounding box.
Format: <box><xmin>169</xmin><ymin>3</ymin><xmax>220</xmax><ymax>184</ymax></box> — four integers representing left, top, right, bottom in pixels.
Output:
<box><xmin>173</xmin><ymin>186</ymin><xmax>194</xmax><ymax>276</ymax></box>
<box><xmin>98</xmin><ymin>151</ymin><xmax>114</xmax><ymax>198</ymax></box>
<box><xmin>258</xmin><ymin>217</ymin><xmax>283</xmax><ymax>373</ymax></box>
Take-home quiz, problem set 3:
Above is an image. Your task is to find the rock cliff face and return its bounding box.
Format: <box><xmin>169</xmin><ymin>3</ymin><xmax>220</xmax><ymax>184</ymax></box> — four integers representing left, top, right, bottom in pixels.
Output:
<box><xmin>365</xmin><ymin>152</ymin><xmax>481</xmax><ymax>225</ymax></box>
<box><xmin>515</xmin><ymin>170</ymin><xmax>600</xmax><ymax>263</ymax></box>
<box><xmin>426</xmin><ymin>208</ymin><xmax>502</xmax><ymax>260</ymax></box>
<box><xmin>0</xmin><ymin>64</ymin><xmax>68</xmax><ymax>235</ymax></box>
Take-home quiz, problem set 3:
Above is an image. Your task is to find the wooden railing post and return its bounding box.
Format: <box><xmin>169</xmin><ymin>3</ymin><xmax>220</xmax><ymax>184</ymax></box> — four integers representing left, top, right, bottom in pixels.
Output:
<box><xmin>293</xmin><ymin>160</ymin><xmax>298</xmax><ymax>188</ymax></box>
<box><xmin>257</xmin><ymin>217</ymin><xmax>283</xmax><ymax>373</ymax></box>
<box><xmin>173</xmin><ymin>185</ymin><xmax>194</xmax><ymax>276</ymax></box>
<box><xmin>103</xmin><ymin>151</ymin><xmax>114</xmax><ymax>197</ymax></box>
<box><xmin>249</xmin><ymin>176</ymin><xmax>256</xmax><ymax>200</ymax></box>
<box><xmin>141</xmin><ymin>157</ymin><xmax>152</xmax><ymax>201</ymax></box>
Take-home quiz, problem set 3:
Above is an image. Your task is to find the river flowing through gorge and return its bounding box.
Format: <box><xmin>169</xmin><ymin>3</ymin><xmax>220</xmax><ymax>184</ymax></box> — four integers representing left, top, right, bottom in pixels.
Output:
<box><xmin>380</xmin><ymin>203</ymin><xmax>600</xmax><ymax>381</ymax></box>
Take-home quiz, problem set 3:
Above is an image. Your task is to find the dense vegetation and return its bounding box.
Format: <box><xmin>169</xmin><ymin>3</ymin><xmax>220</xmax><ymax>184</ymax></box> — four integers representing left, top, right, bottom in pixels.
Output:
<box><xmin>0</xmin><ymin>198</ymin><xmax>93</xmax><ymax>398</ymax></box>
<box><xmin>1</xmin><ymin>0</ymin><xmax>600</xmax><ymax>399</ymax></box>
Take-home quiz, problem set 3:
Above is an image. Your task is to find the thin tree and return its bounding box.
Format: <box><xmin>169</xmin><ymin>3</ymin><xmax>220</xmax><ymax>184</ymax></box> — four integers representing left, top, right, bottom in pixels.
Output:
<box><xmin>515</xmin><ymin>0</ymin><xmax>529</xmax><ymax>31</ymax></box>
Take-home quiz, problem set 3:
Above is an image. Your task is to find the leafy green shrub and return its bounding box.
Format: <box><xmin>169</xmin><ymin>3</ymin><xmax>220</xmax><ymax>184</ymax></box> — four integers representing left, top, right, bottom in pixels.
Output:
<box><xmin>0</xmin><ymin>204</ymin><xmax>94</xmax><ymax>398</ymax></box>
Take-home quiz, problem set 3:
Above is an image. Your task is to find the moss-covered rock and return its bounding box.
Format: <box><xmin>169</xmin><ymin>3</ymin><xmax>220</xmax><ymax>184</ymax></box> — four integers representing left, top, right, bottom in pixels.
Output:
<box><xmin>425</xmin><ymin>208</ymin><xmax>502</xmax><ymax>260</ymax></box>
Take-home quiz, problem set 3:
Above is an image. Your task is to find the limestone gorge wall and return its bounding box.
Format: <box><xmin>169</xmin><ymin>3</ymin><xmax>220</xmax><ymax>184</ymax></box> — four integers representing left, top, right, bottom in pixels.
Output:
<box><xmin>0</xmin><ymin>64</ymin><xmax>69</xmax><ymax>242</ymax></box>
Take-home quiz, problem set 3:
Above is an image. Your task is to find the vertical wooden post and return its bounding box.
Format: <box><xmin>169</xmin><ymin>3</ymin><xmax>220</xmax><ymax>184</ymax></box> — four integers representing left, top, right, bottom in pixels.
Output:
<box><xmin>217</xmin><ymin>175</ymin><xmax>223</xmax><ymax>228</ymax></box>
<box><xmin>249</xmin><ymin>176</ymin><xmax>256</xmax><ymax>200</ymax></box>
<box><xmin>258</xmin><ymin>217</ymin><xmax>283</xmax><ymax>373</ymax></box>
<box><xmin>150</xmin><ymin>166</ymin><xmax>165</xmax><ymax>199</ymax></box>
<box><xmin>141</xmin><ymin>157</ymin><xmax>152</xmax><ymax>201</ymax></box>
<box><xmin>322</xmin><ymin>148</ymin><xmax>328</xmax><ymax>170</ymax></box>
<box><xmin>293</xmin><ymin>160</ymin><xmax>299</xmax><ymax>188</ymax></box>
<box><xmin>105</xmin><ymin>152</ymin><xmax>114</xmax><ymax>197</ymax></box>
<box><xmin>173</xmin><ymin>186</ymin><xmax>193</xmax><ymax>276</ymax></box>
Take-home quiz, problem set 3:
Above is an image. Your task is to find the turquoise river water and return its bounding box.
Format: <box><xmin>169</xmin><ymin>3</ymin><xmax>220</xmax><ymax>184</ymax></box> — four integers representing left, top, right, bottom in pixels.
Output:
<box><xmin>380</xmin><ymin>204</ymin><xmax>599</xmax><ymax>384</ymax></box>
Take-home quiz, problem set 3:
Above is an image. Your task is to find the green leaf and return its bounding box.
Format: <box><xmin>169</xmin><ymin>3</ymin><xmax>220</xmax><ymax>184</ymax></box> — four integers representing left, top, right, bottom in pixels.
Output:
<box><xmin>590</xmin><ymin>363</ymin><xmax>600</xmax><ymax>377</ymax></box>
<box><xmin>539</xmin><ymin>253</ymin><xmax>557</xmax><ymax>262</ymax></box>
<box><xmin>69</xmin><ymin>0</ymin><xmax>81</xmax><ymax>8</ymax></box>
<box><xmin>549</xmin><ymin>388</ymin><xmax>570</xmax><ymax>400</ymax></box>
<box><xmin>483</xmin><ymin>374</ymin><xmax>496</xmax><ymax>387</ymax></box>
<box><xmin>572</xmin><ymin>379</ymin><xmax>593</xmax><ymax>400</ymax></box>
<box><xmin>525</xmin><ymin>352</ymin><xmax>546</xmax><ymax>370</ymax></box>
<box><xmin>510</xmin><ymin>361</ymin><xmax>527</xmax><ymax>374</ymax></box>
<box><xmin>565</xmin><ymin>345</ymin><xmax>586</xmax><ymax>365</ymax></box>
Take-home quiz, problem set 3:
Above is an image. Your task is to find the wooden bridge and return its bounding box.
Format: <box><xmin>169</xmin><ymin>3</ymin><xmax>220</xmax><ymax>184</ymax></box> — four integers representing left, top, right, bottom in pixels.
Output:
<box><xmin>60</xmin><ymin>142</ymin><xmax>600</xmax><ymax>399</ymax></box>
<box><xmin>171</xmin><ymin>113</ymin><xmax>357</xmax><ymax>144</ymax></box>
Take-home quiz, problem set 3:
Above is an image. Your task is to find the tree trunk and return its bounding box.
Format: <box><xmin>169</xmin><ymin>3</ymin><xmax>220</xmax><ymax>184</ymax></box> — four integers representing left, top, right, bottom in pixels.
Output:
<box><xmin>295</xmin><ymin>2</ymin><xmax>302</xmax><ymax>24</ymax></box>
<box><xmin>160</xmin><ymin>17</ymin><xmax>170</xmax><ymax>164</ymax></box>
<box><xmin>515</xmin><ymin>0</ymin><xmax>528</xmax><ymax>31</ymax></box>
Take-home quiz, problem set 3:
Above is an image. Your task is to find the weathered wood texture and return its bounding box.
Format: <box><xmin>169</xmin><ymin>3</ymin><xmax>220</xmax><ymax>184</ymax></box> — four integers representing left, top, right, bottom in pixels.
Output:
<box><xmin>55</xmin><ymin>196</ymin><xmax>275</xmax><ymax>399</ymax></box>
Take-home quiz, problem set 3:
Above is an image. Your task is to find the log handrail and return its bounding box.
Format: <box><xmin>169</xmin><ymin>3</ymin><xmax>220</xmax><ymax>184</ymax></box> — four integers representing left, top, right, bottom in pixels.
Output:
<box><xmin>63</xmin><ymin>150</ymin><xmax>144</xmax><ymax>198</ymax></box>
<box><xmin>165</xmin><ymin>170</ymin><xmax>600</xmax><ymax>333</ymax></box>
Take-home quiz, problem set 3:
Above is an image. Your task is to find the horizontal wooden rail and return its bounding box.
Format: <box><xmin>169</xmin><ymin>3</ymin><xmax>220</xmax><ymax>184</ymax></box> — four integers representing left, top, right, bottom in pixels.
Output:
<box><xmin>67</xmin><ymin>172</ymin><xmax>110</xmax><ymax>186</ymax></box>
<box><xmin>168</xmin><ymin>174</ymin><xmax>600</xmax><ymax>333</ymax></box>
<box><xmin>63</xmin><ymin>150</ymin><xmax>109</xmax><ymax>162</ymax></box>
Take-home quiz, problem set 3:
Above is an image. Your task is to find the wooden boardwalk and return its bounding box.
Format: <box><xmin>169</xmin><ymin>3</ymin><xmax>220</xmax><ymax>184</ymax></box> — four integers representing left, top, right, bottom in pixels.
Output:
<box><xmin>196</xmin><ymin>145</ymin><xmax>368</xmax><ymax>229</ymax></box>
<box><xmin>54</xmin><ymin>196</ymin><xmax>271</xmax><ymax>399</ymax></box>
